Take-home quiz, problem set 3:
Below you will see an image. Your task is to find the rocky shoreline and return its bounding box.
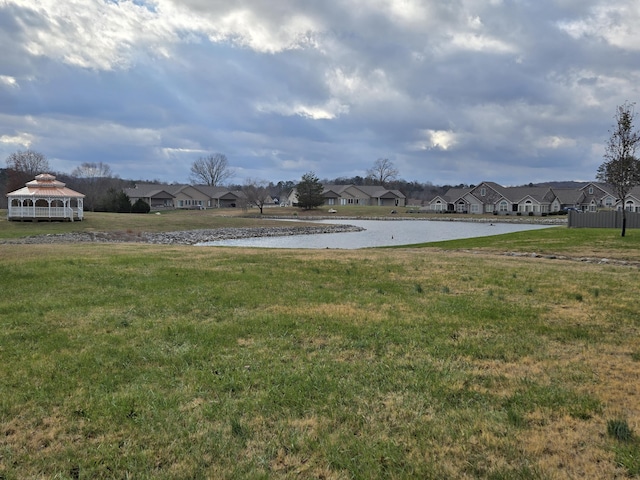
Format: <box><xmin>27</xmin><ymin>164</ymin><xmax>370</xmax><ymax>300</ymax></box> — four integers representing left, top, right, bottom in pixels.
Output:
<box><xmin>0</xmin><ymin>224</ymin><xmax>365</xmax><ymax>246</ymax></box>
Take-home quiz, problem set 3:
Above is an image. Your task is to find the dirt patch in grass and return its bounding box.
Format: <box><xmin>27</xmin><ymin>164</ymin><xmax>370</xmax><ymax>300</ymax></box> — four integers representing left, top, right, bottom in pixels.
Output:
<box><xmin>265</xmin><ymin>302</ymin><xmax>388</xmax><ymax>325</ymax></box>
<box><xmin>471</xmin><ymin>340</ymin><xmax>639</xmax><ymax>478</ymax></box>
<box><xmin>522</xmin><ymin>414</ymin><xmax>619</xmax><ymax>478</ymax></box>
<box><xmin>1</xmin><ymin>408</ymin><xmax>88</xmax><ymax>463</ymax></box>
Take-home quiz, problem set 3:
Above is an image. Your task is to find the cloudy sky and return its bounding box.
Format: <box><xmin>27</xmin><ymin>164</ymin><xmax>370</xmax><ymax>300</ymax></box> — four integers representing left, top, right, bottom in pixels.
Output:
<box><xmin>1</xmin><ymin>0</ymin><xmax>640</xmax><ymax>186</ymax></box>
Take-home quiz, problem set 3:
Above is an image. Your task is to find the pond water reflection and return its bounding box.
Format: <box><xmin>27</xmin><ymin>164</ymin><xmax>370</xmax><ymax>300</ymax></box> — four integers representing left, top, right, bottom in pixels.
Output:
<box><xmin>198</xmin><ymin>219</ymin><xmax>556</xmax><ymax>249</ymax></box>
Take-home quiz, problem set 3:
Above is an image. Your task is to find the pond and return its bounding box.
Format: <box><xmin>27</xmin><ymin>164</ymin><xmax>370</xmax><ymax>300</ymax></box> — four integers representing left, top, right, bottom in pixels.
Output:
<box><xmin>197</xmin><ymin>219</ymin><xmax>556</xmax><ymax>249</ymax></box>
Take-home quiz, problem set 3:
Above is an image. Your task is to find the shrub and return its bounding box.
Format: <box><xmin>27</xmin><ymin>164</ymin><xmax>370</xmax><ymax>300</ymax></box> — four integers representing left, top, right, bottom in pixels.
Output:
<box><xmin>131</xmin><ymin>198</ymin><xmax>151</xmax><ymax>214</ymax></box>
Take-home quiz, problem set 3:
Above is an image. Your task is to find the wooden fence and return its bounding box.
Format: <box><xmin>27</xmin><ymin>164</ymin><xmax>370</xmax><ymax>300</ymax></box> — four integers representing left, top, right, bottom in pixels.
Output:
<box><xmin>568</xmin><ymin>210</ymin><xmax>640</xmax><ymax>228</ymax></box>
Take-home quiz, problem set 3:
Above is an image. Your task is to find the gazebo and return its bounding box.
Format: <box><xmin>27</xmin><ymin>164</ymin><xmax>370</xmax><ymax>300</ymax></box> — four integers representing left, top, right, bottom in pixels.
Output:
<box><xmin>7</xmin><ymin>173</ymin><xmax>85</xmax><ymax>222</ymax></box>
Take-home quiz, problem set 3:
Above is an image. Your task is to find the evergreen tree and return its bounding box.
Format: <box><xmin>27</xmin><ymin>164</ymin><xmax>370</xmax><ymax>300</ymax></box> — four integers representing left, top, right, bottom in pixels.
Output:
<box><xmin>296</xmin><ymin>172</ymin><xmax>324</xmax><ymax>210</ymax></box>
<box><xmin>98</xmin><ymin>188</ymin><xmax>132</xmax><ymax>213</ymax></box>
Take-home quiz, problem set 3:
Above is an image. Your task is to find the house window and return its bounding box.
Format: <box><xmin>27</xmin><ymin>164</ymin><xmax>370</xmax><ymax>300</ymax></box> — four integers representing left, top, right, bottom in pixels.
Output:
<box><xmin>589</xmin><ymin>203</ymin><xmax>596</xmax><ymax>212</ymax></box>
<box><xmin>605</xmin><ymin>197</ymin><xmax>613</xmax><ymax>207</ymax></box>
<box><xmin>327</xmin><ymin>198</ymin><xmax>335</xmax><ymax>205</ymax></box>
<box><xmin>457</xmin><ymin>201</ymin><xmax>465</xmax><ymax>213</ymax></box>
<box><xmin>499</xmin><ymin>201</ymin><xmax>508</xmax><ymax>212</ymax></box>
<box><xmin>486</xmin><ymin>204</ymin><xmax>493</xmax><ymax>213</ymax></box>
<box><xmin>178</xmin><ymin>200</ymin><xmax>184</xmax><ymax>207</ymax></box>
<box><xmin>588</xmin><ymin>186</ymin><xmax>594</xmax><ymax>194</ymax></box>
<box><xmin>471</xmin><ymin>204</ymin><xmax>479</xmax><ymax>213</ymax></box>
<box><xmin>480</xmin><ymin>187</ymin><xmax>486</xmax><ymax>197</ymax></box>
<box><xmin>626</xmin><ymin>201</ymin><xmax>635</xmax><ymax>212</ymax></box>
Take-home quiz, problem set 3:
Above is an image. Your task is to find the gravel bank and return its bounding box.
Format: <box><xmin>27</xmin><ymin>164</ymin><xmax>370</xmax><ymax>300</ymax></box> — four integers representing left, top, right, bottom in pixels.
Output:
<box><xmin>0</xmin><ymin>224</ymin><xmax>365</xmax><ymax>245</ymax></box>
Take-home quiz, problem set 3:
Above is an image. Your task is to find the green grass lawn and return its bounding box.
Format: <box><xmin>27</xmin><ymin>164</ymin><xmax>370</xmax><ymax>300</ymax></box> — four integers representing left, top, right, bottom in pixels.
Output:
<box><xmin>1</xmin><ymin>211</ymin><xmax>639</xmax><ymax>478</ymax></box>
<box><xmin>406</xmin><ymin>225</ymin><xmax>640</xmax><ymax>262</ymax></box>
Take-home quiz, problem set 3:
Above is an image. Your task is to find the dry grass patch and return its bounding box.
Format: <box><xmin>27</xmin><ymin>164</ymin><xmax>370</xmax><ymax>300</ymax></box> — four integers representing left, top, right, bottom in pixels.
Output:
<box><xmin>522</xmin><ymin>414</ymin><xmax>620</xmax><ymax>479</ymax></box>
<box><xmin>469</xmin><ymin>339</ymin><xmax>640</xmax><ymax>478</ymax></box>
<box><xmin>265</xmin><ymin>302</ymin><xmax>388</xmax><ymax>325</ymax></box>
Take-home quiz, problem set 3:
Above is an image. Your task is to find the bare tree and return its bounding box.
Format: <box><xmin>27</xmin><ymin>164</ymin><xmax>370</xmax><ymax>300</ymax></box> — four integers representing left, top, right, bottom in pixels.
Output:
<box><xmin>72</xmin><ymin>162</ymin><xmax>113</xmax><ymax>180</ymax></box>
<box><xmin>6</xmin><ymin>149</ymin><xmax>50</xmax><ymax>176</ymax></box>
<box><xmin>5</xmin><ymin>149</ymin><xmax>50</xmax><ymax>191</ymax></box>
<box><xmin>190</xmin><ymin>153</ymin><xmax>234</xmax><ymax>186</ymax></box>
<box><xmin>243</xmin><ymin>178</ymin><xmax>271</xmax><ymax>214</ymax></box>
<box><xmin>71</xmin><ymin>162</ymin><xmax>116</xmax><ymax>211</ymax></box>
<box><xmin>367</xmin><ymin>158</ymin><xmax>399</xmax><ymax>187</ymax></box>
<box><xmin>597</xmin><ymin>102</ymin><xmax>640</xmax><ymax>237</ymax></box>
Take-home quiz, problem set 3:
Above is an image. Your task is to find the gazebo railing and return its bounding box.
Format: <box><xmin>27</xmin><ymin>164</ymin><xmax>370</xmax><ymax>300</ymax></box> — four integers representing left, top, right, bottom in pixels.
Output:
<box><xmin>8</xmin><ymin>206</ymin><xmax>82</xmax><ymax>220</ymax></box>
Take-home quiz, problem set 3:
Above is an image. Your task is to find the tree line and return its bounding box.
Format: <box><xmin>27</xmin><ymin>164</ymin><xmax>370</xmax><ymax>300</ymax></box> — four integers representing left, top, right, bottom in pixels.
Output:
<box><xmin>4</xmin><ymin>100</ymin><xmax>640</xmax><ymax>224</ymax></box>
<box><xmin>0</xmin><ymin>150</ymin><xmax>597</xmax><ymax>212</ymax></box>
<box><xmin>1</xmin><ymin>155</ymin><xmax>136</xmax><ymax>212</ymax></box>
<box><xmin>0</xmin><ymin>152</ymin><xmax>460</xmax><ymax>211</ymax></box>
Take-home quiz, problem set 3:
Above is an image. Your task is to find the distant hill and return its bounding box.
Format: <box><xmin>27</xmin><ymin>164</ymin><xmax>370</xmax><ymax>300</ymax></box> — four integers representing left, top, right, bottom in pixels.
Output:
<box><xmin>530</xmin><ymin>181</ymin><xmax>591</xmax><ymax>189</ymax></box>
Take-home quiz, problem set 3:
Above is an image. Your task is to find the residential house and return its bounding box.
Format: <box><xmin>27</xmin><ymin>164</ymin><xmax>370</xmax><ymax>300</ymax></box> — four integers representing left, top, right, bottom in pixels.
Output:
<box><xmin>281</xmin><ymin>188</ymin><xmax>299</xmax><ymax>207</ymax></box>
<box><xmin>322</xmin><ymin>185</ymin><xmax>406</xmax><ymax>207</ymax></box>
<box><xmin>426</xmin><ymin>187</ymin><xmax>471</xmax><ymax>213</ymax></box>
<box><xmin>425</xmin><ymin>184</ymin><xmax>500</xmax><ymax>214</ymax></box>
<box><xmin>282</xmin><ymin>184</ymin><xmax>406</xmax><ymax>208</ymax></box>
<box><xmin>575</xmin><ymin>183</ymin><xmax>640</xmax><ymax>212</ymax></box>
<box><xmin>427</xmin><ymin>182</ymin><xmax>560</xmax><ymax>216</ymax></box>
<box><xmin>504</xmin><ymin>186</ymin><xmax>560</xmax><ymax>215</ymax></box>
<box><xmin>190</xmin><ymin>185</ymin><xmax>245</xmax><ymax>208</ymax></box>
<box><xmin>618</xmin><ymin>186</ymin><xmax>640</xmax><ymax>212</ymax></box>
<box><xmin>355</xmin><ymin>185</ymin><xmax>406</xmax><ymax>207</ymax></box>
<box><xmin>578</xmin><ymin>183</ymin><xmax>616</xmax><ymax>211</ymax></box>
<box><xmin>124</xmin><ymin>183</ymin><xmax>245</xmax><ymax>210</ymax></box>
<box><xmin>468</xmin><ymin>182</ymin><xmax>509</xmax><ymax>214</ymax></box>
<box><xmin>469</xmin><ymin>182</ymin><xmax>560</xmax><ymax>215</ymax></box>
<box><xmin>171</xmin><ymin>185</ymin><xmax>211</xmax><ymax>209</ymax></box>
<box><xmin>124</xmin><ymin>184</ymin><xmax>175</xmax><ymax>209</ymax></box>
<box><xmin>552</xmin><ymin>188</ymin><xmax>587</xmax><ymax>211</ymax></box>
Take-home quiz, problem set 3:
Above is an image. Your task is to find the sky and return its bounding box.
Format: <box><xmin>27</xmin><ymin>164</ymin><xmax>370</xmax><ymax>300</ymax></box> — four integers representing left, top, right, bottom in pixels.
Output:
<box><xmin>1</xmin><ymin>0</ymin><xmax>640</xmax><ymax>187</ymax></box>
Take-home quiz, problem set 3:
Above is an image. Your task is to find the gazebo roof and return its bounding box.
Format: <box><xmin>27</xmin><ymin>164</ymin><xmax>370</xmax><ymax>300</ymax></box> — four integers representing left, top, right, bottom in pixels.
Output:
<box><xmin>7</xmin><ymin>173</ymin><xmax>85</xmax><ymax>198</ymax></box>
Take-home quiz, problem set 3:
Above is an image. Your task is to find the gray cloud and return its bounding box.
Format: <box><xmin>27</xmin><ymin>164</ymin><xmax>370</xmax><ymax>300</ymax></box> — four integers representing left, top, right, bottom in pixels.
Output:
<box><xmin>1</xmin><ymin>0</ymin><xmax>640</xmax><ymax>187</ymax></box>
